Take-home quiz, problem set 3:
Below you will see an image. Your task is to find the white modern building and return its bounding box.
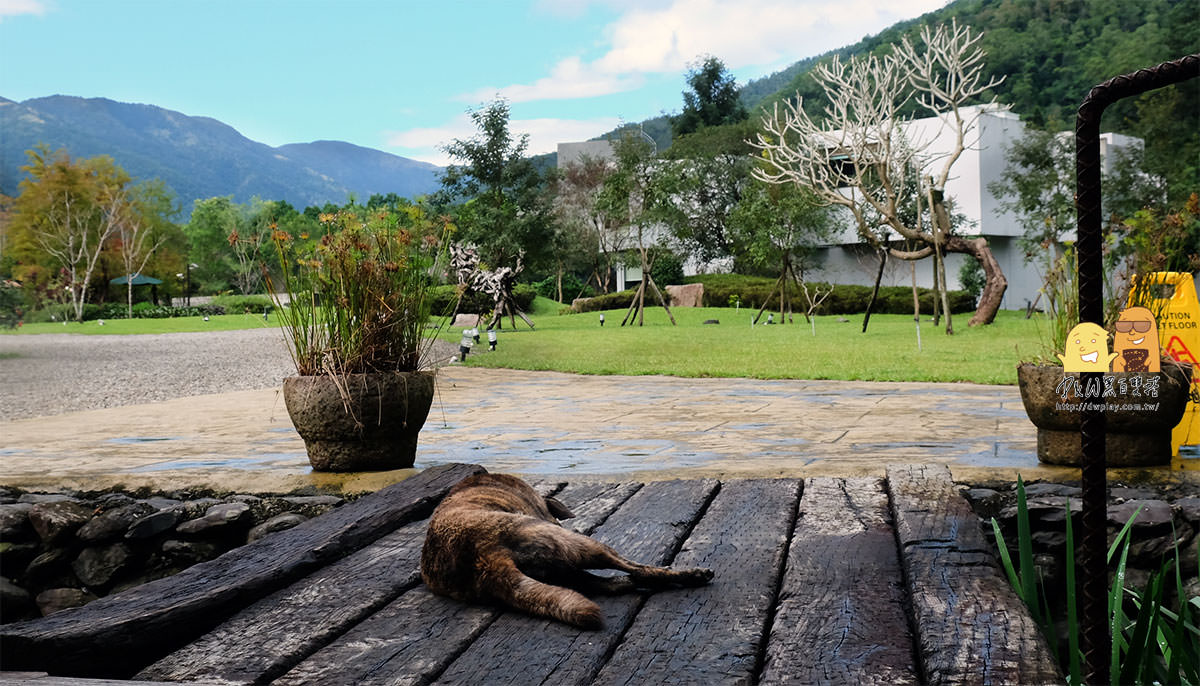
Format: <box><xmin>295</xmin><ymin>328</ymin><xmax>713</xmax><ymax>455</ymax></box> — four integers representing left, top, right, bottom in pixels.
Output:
<box><xmin>808</xmin><ymin>104</ymin><xmax>1140</xmax><ymax>310</ymax></box>
<box><xmin>558</xmin><ymin>108</ymin><xmax>1142</xmax><ymax>308</ymax></box>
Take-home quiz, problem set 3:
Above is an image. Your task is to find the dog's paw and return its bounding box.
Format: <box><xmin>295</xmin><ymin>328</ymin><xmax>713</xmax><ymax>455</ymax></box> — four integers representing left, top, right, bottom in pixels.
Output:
<box><xmin>679</xmin><ymin>567</ymin><xmax>715</xmax><ymax>586</ymax></box>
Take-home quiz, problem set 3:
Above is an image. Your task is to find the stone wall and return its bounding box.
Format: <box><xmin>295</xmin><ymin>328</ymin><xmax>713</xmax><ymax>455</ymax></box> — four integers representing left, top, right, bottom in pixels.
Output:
<box><xmin>0</xmin><ymin>486</ymin><xmax>344</xmax><ymax>623</ymax></box>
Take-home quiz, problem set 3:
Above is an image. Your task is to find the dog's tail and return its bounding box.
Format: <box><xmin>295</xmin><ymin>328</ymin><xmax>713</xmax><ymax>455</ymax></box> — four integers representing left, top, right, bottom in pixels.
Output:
<box><xmin>483</xmin><ymin>552</ymin><xmax>604</xmax><ymax>629</ymax></box>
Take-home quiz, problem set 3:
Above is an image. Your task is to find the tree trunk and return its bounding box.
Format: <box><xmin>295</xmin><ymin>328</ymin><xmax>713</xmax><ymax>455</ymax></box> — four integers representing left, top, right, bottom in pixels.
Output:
<box><xmin>946</xmin><ymin>235</ymin><xmax>1007</xmax><ymax>326</ymax></box>
<box><xmin>754</xmin><ymin>271</ymin><xmax>787</xmax><ymax>325</ymax></box>
<box><xmin>928</xmin><ymin>184</ymin><xmax>953</xmax><ymax>335</ymax></box>
<box><xmin>645</xmin><ymin>275</ymin><xmax>677</xmax><ymax>326</ymax></box>
<box><xmin>620</xmin><ymin>282</ymin><xmax>644</xmax><ymax>326</ymax></box>
<box><xmin>934</xmin><ymin>246</ymin><xmax>952</xmax><ymax>335</ymax></box>
<box><xmin>931</xmin><ymin>258</ymin><xmax>941</xmax><ymax>326</ymax></box>
<box><xmin>862</xmin><ymin>247</ymin><xmax>887</xmax><ymax>333</ymax></box>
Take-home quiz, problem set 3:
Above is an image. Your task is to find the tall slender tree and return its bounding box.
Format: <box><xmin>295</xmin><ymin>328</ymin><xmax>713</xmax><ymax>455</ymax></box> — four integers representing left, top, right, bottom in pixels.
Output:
<box><xmin>437</xmin><ymin>99</ymin><xmax>554</xmax><ymax>272</ymax></box>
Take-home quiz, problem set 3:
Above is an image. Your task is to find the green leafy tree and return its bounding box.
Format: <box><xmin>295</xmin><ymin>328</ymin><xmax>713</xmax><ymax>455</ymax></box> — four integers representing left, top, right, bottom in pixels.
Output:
<box><xmin>729</xmin><ymin>179</ymin><xmax>833</xmax><ymax>323</ymax></box>
<box><xmin>437</xmin><ymin>99</ymin><xmax>554</xmax><ymax>272</ymax></box>
<box><xmin>671</xmin><ymin>56</ymin><xmax>748</xmax><ymax>138</ymax></box>
<box><xmin>10</xmin><ymin>146</ymin><xmax>138</xmax><ymax>320</ymax></box>
<box><xmin>597</xmin><ymin>130</ymin><xmax>676</xmax><ymax>326</ymax></box>
<box><xmin>184</xmin><ymin>196</ymin><xmax>240</xmax><ymax>293</ymax></box>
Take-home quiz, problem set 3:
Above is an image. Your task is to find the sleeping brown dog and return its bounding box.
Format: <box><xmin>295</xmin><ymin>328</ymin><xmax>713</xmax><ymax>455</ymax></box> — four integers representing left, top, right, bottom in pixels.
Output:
<box><xmin>420</xmin><ymin>472</ymin><xmax>714</xmax><ymax>629</ymax></box>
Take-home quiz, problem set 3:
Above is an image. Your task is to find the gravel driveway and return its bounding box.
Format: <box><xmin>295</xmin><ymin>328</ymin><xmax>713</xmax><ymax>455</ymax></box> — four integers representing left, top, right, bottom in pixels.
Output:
<box><xmin>0</xmin><ymin>330</ymin><xmax>456</xmax><ymax>422</ymax></box>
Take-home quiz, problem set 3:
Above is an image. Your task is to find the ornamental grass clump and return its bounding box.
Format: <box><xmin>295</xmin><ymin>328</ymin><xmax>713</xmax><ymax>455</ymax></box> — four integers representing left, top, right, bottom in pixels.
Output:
<box><xmin>267</xmin><ymin>207</ymin><xmax>449</xmax><ymax>377</ymax></box>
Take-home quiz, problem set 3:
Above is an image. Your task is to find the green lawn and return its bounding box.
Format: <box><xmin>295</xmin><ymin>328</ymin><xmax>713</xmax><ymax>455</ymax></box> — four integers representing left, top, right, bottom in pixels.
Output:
<box><xmin>438</xmin><ymin>298</ymin><xmax>1048</xmax><ymax>385</ymax></box>
<box><xmin>3</xmin><ymin>313</ymin><xmax>279</xmax><ymax>335</ymax></box>
<box><xmin>4</xmin><ymin>297</ymin><xmax>1050</xmax><ymax>385</ymax></box>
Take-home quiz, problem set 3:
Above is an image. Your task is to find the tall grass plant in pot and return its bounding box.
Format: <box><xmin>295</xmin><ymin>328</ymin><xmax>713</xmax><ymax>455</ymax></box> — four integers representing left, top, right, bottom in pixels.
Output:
<box><xmin>268</xmin><ymin>207</ymin><xmax>450</xmax><ymax>472</ymax></box>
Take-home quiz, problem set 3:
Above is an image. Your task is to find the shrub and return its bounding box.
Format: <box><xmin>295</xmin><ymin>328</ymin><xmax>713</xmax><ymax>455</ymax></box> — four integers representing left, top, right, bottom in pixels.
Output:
<box><xmin>533</xmin><ymin>273</ymin><xmax>594</xmax><ymax>302</ymax></box>
<box><xmin>211</xmin><ymin>294</ymin><xmax>274</xmax><ymax>314</ymax></box>
<box><xmin>0</xmin><ymin>283</ymin><xmax>24</xmax><ymax>329</ymax></box>
<box><xmin>570</xmin><ymin>287</ymin><xmax>673</xmax><ymax>313</ymax></box>
<box><xmin>430</xmin><ymin>283</ymin><xmax>538</xmax><ymax>317</ymax></box>
<box><xmin>958</xmin><ymin>255</ymin><xmax>985</xmax><ymax>300</ymax></box>
<box><xmin>684</xmin><ymin>273</ymin><xmax>974</xmax><ymax>315</ymax></box>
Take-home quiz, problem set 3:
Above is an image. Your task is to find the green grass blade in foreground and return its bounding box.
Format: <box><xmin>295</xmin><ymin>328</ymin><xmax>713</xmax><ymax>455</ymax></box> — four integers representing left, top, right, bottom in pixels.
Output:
<box><xmin>1110</xmin><ymin>532</ymin><xmax>1132</xmax><ymax>685</ymax></box>
<box><xmin>991</xmin><ymin>517</ymin><xmax>1021</xmax><ymax>592</ymax></box>
<box><xmin>1016</xmin><ymin>477</ymin><xmax>1038</xmax><ymax>609</ymax></box>
<box><xmin>1119</xmin><ymin>569</ymin><xmax>1162</xmax><ymax>686</ymax></box>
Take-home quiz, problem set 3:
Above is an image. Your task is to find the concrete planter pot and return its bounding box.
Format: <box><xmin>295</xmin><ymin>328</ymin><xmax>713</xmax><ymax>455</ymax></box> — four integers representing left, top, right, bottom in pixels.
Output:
<box><xmin>1016</xmin><ymin>362</ymin><xmax>1192</xmax><ymax>467</ymax></box>
<box><xmin>283</xmin><ymin>371</ymin><xmax>435</xmax><ymax>472</ymax></box>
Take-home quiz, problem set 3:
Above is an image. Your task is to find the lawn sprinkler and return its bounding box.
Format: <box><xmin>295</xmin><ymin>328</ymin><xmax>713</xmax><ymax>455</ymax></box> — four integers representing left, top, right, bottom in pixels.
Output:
<box><xmin>488</xmin><ymin>328</ymin><xmax>497</xmax><ymax>351</ymax></box>
<box><xmin>459</xmin><ymin>328</ymin><xmax>474</xmax><ymax>362</ymax></box>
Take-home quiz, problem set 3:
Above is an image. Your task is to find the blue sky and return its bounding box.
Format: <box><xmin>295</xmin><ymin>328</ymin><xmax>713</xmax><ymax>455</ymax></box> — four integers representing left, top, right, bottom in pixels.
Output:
<box><xmin>0</xmin><ymin>0</ymin><xmax>947</xmax><ymax>166</ymax></box>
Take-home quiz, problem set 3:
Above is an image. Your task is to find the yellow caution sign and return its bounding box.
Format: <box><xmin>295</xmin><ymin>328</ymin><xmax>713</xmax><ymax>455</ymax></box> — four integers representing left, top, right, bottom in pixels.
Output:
<box><xmin>1131</xmin><ymin>272</ymin><xmax>1200</xmax><ymax>454</ymax></box>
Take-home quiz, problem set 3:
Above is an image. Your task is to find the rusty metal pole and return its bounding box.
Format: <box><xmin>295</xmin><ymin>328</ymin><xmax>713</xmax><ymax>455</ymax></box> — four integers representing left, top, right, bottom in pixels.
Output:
<box><xmin>1074</xmin><ymin>53</ymin><xmax>1198</xmax><ymax>686</ymax></box>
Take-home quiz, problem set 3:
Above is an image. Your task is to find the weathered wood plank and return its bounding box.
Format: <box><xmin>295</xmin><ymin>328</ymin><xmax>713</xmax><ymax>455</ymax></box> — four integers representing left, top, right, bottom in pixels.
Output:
<box><xmin>274</xmin><ymin>480</ymin><xmax>646</xmax><ymax>686</ymax></box>
<box><xmin>592</xmin><ymin>478</ymin><xmax>801</xmax><ymax>686</ymax></box>
<box><xmin>0</xmin><ymin>462</ymin><xmax>485</xmax><ymax>679</ymax></box>
<box><xmin>428</xmin><ymin>478</ymin><xmax>719</xmax><ymax>686</ymax></box>
<box><xmin>886</xmin><ymin>463</ymin><xmax>1061</xmax><ymax>686</ymax></box>
<box><xmin>0</xmin><ymin>673</ymin><xmax>222</xmax><ymax>685</ymax></box>
<box><xmin>134</xmin><ymin>517</ymin><xmax>430</xmax><ymax>684</ymax></box>
<box><xmin>759</xmin><ymin>477</ymin><xmax>918</xmax><ymax>685</ymax></box>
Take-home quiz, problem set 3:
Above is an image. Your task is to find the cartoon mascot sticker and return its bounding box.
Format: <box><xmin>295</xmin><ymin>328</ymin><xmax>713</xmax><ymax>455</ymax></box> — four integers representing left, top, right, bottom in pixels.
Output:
<box><xmin>1058</xmin><ymin>322</ymin><xmax>1118</xmax><ymax>372</ymax></box>
<box><xmin>1112</xmin><ymin>305</ymin><xmax>1160</xmax><ymax>372</ymax></box>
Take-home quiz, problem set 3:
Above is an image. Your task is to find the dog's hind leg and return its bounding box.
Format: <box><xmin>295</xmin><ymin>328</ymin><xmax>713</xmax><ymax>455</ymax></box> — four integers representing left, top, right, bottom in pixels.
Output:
<box><xmin>482</xmin><ymin>550</ymin><xmax>605</xmax><ymax>629</ymax></box>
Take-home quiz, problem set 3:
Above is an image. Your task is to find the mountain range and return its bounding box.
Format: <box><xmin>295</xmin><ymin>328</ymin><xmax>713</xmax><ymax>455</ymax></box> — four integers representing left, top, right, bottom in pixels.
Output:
<box><xmin>0</xmin><ymin>95</ymin><xmax>443</xmax><ymax>214</ymax></box>
<box><xmin>3</xmin><ymin>0</ymin><xmax>1193</xmax><ymax>217</ymax></box>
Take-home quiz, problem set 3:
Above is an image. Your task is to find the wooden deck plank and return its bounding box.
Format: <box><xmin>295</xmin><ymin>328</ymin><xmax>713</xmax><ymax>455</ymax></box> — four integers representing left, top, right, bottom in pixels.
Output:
<box><xmin>593</xmin><ymin>479</ymin><xmax>801</xmax><ymax>686</ymax></box>
<box><xmin>428</xmin><ymin>479</ymin><xmax>720</xmax><ymax>686</ymax></box>
<box><xmin>0</xmin><ymin>463</ymin><xmax>483</xmax><ymax>679</ymax></box>
<box><xmin>886</xmin><ymin>464</ymin><xmax>1061</xmax><ymax>686</ymax></box>
<box><xmin>274</xmin><ymin>480</ymin><xmax>647</xmax><ymax>686</ymax></box>
<box><xmin>134</xmin><ymin>518</ymin><xmax>430</xmax><ymax>684</ymax></box>
<box><xmin>759</xmin><ymin>477</ymin><xmax>918</xmax><ymax>686</ymax></box>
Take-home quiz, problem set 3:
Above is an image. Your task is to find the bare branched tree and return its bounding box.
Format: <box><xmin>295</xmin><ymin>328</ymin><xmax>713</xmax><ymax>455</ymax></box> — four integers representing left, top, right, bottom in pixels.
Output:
<box><xmin>751</xmin><ymin>20</ymin><xmax>1008</xmax><ymax>331</ymax></box>
<box><xmin>33</xmin><ymin>187</ymin><xmax>118</xmax><ymax>322</ymax></box>
<box><xmin>109</xmin><ymin>188</ymin><xmax>167</xmax><ymax>317</ymax></box>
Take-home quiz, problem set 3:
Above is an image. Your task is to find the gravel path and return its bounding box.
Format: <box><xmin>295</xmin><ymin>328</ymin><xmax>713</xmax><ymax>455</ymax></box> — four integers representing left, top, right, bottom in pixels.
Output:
<box><xmin>0</xmin><ymin>330</ymin><xmax>457</xmax><ymax>422</ymax></box>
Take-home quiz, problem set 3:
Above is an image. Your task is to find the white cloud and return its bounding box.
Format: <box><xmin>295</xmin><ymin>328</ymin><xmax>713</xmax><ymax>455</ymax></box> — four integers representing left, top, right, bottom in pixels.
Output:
<box><xmin>384</xmin><ymin>114</ymin><xmax>622</xmax><ymax>167</ymax></box>
<box><xmin>460</xmin><ymin>56</ymin><xmax>644</xmax><ymax>104</ymax></box>
<box><xmin>0</xmin><ymin>0</ymin><xmax>48</xmax><ymax>20</ymax></box>
<box><xmin>466</xmin><ymin>0</ymin><xmax>946</xmax><ymax>104</ymax></box>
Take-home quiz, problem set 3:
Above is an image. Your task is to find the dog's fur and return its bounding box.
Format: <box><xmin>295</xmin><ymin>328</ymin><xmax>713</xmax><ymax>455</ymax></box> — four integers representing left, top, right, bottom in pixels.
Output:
<box><xmin>420</xmin><ymin>473</ymin><xmax>713</xmax><ymax>629</ymax></box>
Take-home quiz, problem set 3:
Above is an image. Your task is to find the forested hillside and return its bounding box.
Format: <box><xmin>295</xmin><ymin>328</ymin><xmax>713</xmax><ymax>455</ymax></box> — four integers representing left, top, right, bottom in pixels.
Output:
<box><xmin>610</xmin><ymin>0</ymin><xmax>1197</xmax><ymax>194</ymax></box>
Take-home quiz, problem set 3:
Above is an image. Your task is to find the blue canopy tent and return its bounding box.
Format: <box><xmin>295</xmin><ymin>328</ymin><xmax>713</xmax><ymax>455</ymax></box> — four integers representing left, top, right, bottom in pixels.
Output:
<box><xmin>111</xmin><ymin>273</ymin><xmax>163</xmax><ymax>305</ymax></box>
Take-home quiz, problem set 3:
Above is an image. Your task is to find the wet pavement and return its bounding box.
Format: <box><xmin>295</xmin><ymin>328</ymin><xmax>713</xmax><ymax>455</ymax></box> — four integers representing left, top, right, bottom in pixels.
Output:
<box><xmin>1</xmin><ymin>367</ymin><xmax>1196</xmax><ymax>494</ymax></box>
